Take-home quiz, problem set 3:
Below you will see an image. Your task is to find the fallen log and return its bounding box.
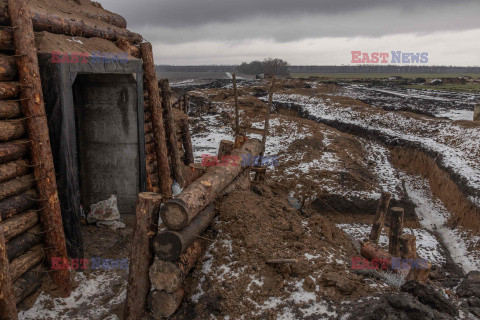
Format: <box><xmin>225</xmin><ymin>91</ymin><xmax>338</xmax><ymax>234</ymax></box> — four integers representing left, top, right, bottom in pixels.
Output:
<box><xmin>148</xmin><ymin>288</ymin><xmax>185</xmax><ymax>319</ymax></box>
<box><xmin>160</xmin><ymin>139</ymin><xmax>261</xmax><ymax>230</ymax></box>
<box><xmin>219</xmin><ymin>168</ymin><xmax>250</xmax><ymax>197</ymax></box>
<box><xmin>154</xmin><ymin>205</ymin><xmax>214</xmax><ymax>261</ymax></box>
<box><xmin>13</xmin><ymin>264</ymin><xmax>45</xmax><ymax>305</ymax></box>
<box><xmin>0</xmin><ymin>82</ymin><xmax>19</xmax><ymax>100</ymax></box>
<box><xmin>360</xmin><ymin>241</ymin><xmax>392</xmax><ymax>269</ymax></box>
<box><xmin>0</xmin><ymin>158</ymin><xmax>29</xmax><ymax>183</ymax></box>
<box><xmin>9</xmin><ymin>244</ymin><xmax>44</xmax><ymax>282</ymax></box>
<box><xmin>7</xmin><ymin>224</ymin><xmax>42</xmax><ymax>261</ymax></box>
<box><xmin>179</xmin><ymin>118</ymin><xmax>194</xmax><ymax>165</ymax></box>
<box><xmin>140</xmin><ymin>43</ymin><xmax>172</xmax><ymax>197</ymax></box>
<box><xmin>0</xmin><ymin>216</ymin><xmax>18</xmax><ymax>319</ymax></box>
<box><xmin>150</xmin><ymin>240</ymin><xmax>202</xmax><ymax>292</ymax></box>
<box><xmin>0</xmin><ymin>100</ymin><xmax>21</xmax><ymax>119</ymax></box>
<box><xmin>159</xmin><ymin>79</ymin><xmax>185</xmax><ymax>187</ymax></box>
<box><xmin>0</xmin><ymin>29</ymin><xmax>14</xmax><ymax>52</ymax></box>
<box><xmin>0</xmin><ymin>120</ymin><xmax>25</xmax><ymax>142</ymax></box>
<box><xmin>0</xmin><ymin>189</ymin><xmax>37</xmax><ymax>220</ymax></box>
<box><xmin>10</xmin><ymin>0</ymin><xmax>71</xmax><ymax>296</ymax></box>
<box><xmin>388</xmin><ymin>207</ymin><xmax>404</xmax><ymax>256</ymax></box>
<box><xmin>1</xmin><ymin>210</ymin><xmax>38</xmax><ymax>241</ymax></box>
<box><xmin>124</xmin><ymin>192</ymin><xmax>163</xmax><ymax>320</ymax></box>
<box><xmin>0</xmin><ymin>174</ymin><xmax>35</xmax><ymax>201</ymax></box>
<box><xmin>0</xmin><ymin>54</ymin><xmax>16</xmax><ymax>81</ymax></box>
<box><xmin>368</xmin><ymin>192</ymin><xmax>391</xmax><ymax>243</ymax></box>
<box><xmin>0</xmin><ymin>140</ymin><xmax>28</xmax><ymax>164</ymax></box>
<box><xmin>184</xmin><ymin>164</ymin><xmax>206</xmax><ymax>187</ymax></box>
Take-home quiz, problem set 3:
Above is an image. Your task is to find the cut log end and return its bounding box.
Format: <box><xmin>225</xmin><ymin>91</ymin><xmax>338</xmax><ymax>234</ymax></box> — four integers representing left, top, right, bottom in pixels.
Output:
<box><xmin>148</xmin><ymin>288</ymin><xmax>185</xmax><ymax>319</ymax></box>
<box><xmin>160</xmin><ymin>202</ymin><xmax>188</xmax><ymax>231</ymax></box>
<box><xmin>153</xmin><ymin>232</ymin><xmax>183</xmax><ymax>262</ymax></box>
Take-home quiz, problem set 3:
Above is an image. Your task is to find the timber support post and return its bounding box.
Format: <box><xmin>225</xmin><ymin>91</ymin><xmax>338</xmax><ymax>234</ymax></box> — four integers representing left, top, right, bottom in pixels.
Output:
<box><xmin>140</xmin><ymin>43</ymin><xmax>172</xmax><ymax>197</ymax></box>
<box><xmin>159</xmin><ymin>79</ymin><xmax>186</xmax><ymax>187</ymax></box>
<box><xmin>388</xmin><ymin>207</ymin><xmax>404</xmax><ymax>256</ymax></box>
<box><xmin>9</xmin><ymin>0</ymin><xmax>71</xmax><ymax>296</ymax></box>
<box><xmin>369</xmin><ymin>192</ymin><xmax>391</xmax><ymax>243</ymax></box>
<box><xmin>180</xmin><ymin>118</ymin><xmax>194</xmax><ymax>166</ymax></box>
<box><xmin>124</xmin><ymin>192</ymin><xmax>163</xmax><ymax>320</ymax></box>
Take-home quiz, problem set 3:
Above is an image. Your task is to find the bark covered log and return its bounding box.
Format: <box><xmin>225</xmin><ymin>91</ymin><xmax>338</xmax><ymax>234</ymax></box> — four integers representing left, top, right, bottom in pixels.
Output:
<box><xmin>0</xmin><ymin>54</ymin><xmax>16</xmax><ymax>81</ymax></box>
<box><xmin>0</xmin><ymin>100</ymin><xmax>21</xmax><ymax>120</ymax></box>
<box><xmin>0</xmin><ymin>29</ymin><xmax>13</xmax><ymax>52</ymax></box>
<box><xmin>0</xmin><ymin>217</ymin><xmax>18</xmax><ymax>319</ymax></box>
<box><xmin>0</xmin><ymin>140</ymin><xmax>28</xmax><ymax>164</ymax></box>
<box><xmin>0</xmin><ymin>159</ymin><xmax>29</xmax><ymax>183</ymax></box>
<box><xmin>124</xmin><ymin>192</ymin><xmax>163</xmax><ymax>320</ymax></box>
<box><xmin>180</xmin><ymin>118</ymin><xmax>194</xmax><ymax>165</ymax></box>
<box><xmin>0</xmin><ymin>120</ymin><xmax>25</xmax><ymax>142</ymax></box>
<box><xmin>0</xmin><ymin>189</ymin><xmax>36</xmax><ymax>220</ymax></box>
<box><xmin>219</xmin><ymin>168</ymin><xmax>251</xmax><ymax>197</ymax></box>
<box><xmin>160</xmin><ymin>139</ymin><xmax>262</xmax><ymax>230</ymax></box>
<box><xmin>140</xmin><ymin>43</ymin><xmax>172</xmax><ymax>197</ymax></box>
<box><xmin>9</xmin><ymin>244</ymin><xmax>44</xmax><ymax>282</ymax></box>
<box><xmin>82</xmin><ymin>10</ymin><xmax>127</xmax><ymax>29</ymax></box>
<box><xmin>388</xmin><ymin>207</ymin><xmax>404</xmax><ymax>256</ymax></box>
<box><xmin>0</xmin><ymin>82</ymin><xmax>20</xmax><ymax>100</ymax></box>
<box><xmin>159</xmin><ymin>79</ymin><xmax>185</xmax><ymax>187</ymax></box>
<box><xmin>1</xmin><ymin>210</ymin><xmax>38</xmax><ymax>241</ymax></box>
<box><xmin>360</xmin><ymin>241</ymin><xmax>393</xmax><ymax>269</ymax></box>
<box><xmin>13</xmin><ymin>264</ymin><xmax>45</xmax><ymax>305</ymax></box>
<box><xmin>9</xmin><ymin>0</ymin><xmax>71</xmax><ymax>296</ymax></box>
<box><xmin>150</xmin><ymin>240</ymin><xmax>202</xmax><ymax>292</ymax></box>
<box><xmin>368</xmin><ymin>192</ymin><xmax>391</xmax><ymax>244</ymax></box>
<box><xmin>0</xmin><ymin>174</ymin><xmax>35</xmax><ymax>201</ymax></box>
<box><xmin>7</xmin><ymin>224</ymin><xmax>42</xmax><ymax>261</ymax></box>
<box><xmin>148</xmin><ymin>288</ymin><xmax>185</xmax><ymax>319</ymax></box>
<box><xmin>154</xmin><ymin>205</ymin><xmax>214</xmax><ymax>261</ymax></box>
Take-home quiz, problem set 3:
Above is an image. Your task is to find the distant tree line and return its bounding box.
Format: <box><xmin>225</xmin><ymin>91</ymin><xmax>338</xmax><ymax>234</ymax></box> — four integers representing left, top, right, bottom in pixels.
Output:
<box><xmin>237</xmin><ymin>58</ymin><xmax>290</xmax><ymax>76</ymax></box>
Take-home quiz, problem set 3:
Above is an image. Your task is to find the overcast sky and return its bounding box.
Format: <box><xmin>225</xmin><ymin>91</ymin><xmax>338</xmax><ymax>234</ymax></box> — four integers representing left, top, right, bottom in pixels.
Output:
<box><xmin>98</xmin><ymin>0</ymin><xmax>480</xmax><ymax>66</ymax></box>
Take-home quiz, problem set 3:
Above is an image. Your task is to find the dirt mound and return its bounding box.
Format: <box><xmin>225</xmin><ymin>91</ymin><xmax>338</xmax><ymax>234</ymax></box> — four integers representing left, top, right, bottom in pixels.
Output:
<box><xmin>181</xmin><ymin>189</ymin><xmax>381</xmax><ymax>319</ymax></box>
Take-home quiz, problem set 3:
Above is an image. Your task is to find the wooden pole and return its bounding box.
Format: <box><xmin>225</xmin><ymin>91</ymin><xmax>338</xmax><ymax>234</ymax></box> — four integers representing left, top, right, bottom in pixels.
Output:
<box><xmin>124</xmin><ymin>192</ymin><xmax>163</xmax><ymax>320</ymax></box>
<box><xmin>159</xmin><ymin>79</ymin><xmax>186</xmax><ymax>187</ymax></box>
<box><xmin>140</xmin><ymin>43</ymin><xmax>172</xmax><ymax>197</ymax></box>
<box><xmin>233</xmin><ymin>73</ymin><xmax>239</xmax><ymax>134</ymax></box>
<box><xmin>179</xmin><ymin>118</ymin><xmax>194</xmax><ymax>166</ymax></box>
<box><xmin>388</xmin><ymin>207</ymin><xmax>404</xmax><ymax>256</ymax></box>
<box><xmin>368</xmin><ymin>192</ymin><xmax>391</xmax><ymax>244</ymax></box>
<box><xmin>150</xmin><ymin>240</ymin><xmax>202</xmax><ymax>292</ymax></box>
<box><xmin>154</xmin><ymin>205</ymin><xmax>214</xmax><ymax>261</ymax></box>
<box><xmin>261</xmin><ymin>77</ymin><xmax>275</xmax><ymax>156</ymax></box>
<box><xmin>160</xmin><ymin>139</ymin><xmax>262</xmax><ymax>231</ymax></box>
<box><xmin>0</xmin><ymin>220</ymin><xmax>18</xmax><ymax>319</ymax></box>
<box><xmin>8</xmin><ymin>0</ymin><xmax>71</xmax><ymax>297</ymax></box>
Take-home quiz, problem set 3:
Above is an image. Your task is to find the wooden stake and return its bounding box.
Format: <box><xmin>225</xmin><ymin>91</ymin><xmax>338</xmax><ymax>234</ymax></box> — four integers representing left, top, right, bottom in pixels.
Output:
<box><xmin>8</xmin><ymin>0</ymin><xmax>71</xmax><ymax>297</ymax></box>
<box><xmin>368</xmin><ymin>192</ymin><xmax>391</xmax><ymax>244</ymax></box>
<box><xmin>159</xmin><ymin>79</ymin><xmax>185</xmax><ymax>187</ymax></box>
<box><xmin>179</xmin><ymin>118</ymin><xmax>194</xmax><ymax>165</ymax></box>
<box><xmin>140</xmin><ymin>43</ymin><xmax>172</xmax><ymax>197</ymax></box>
<box><xmin>388</xmin><ymin>207</ymin><xmax>404</xmax><ymax>256</ymax></box>
<box><xmin>0</xmin><ymin>219</ymin><xmax>18</xmax><ymax>319</ymax></box>
<box><xmin>124</xmin><ymin>192</ymin><xmax>163</xmax><ymax>320</ymax></box>
<box><xmin>233</xmin><ymin>73</ymin><xmax>239</xmax><ymax>134</ymax></box>
<box><xmin>261</xmin><ymin>77</ymin><xmax>275</xmax><ymax>156</ymax></box>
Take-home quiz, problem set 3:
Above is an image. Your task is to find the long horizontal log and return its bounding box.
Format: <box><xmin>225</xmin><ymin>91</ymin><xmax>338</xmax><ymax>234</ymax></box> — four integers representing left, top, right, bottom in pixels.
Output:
<box><xmin>9</xmin><ymin>244</ymin><xmax>44</xmax><ymax>282</ymax></box>
<box><xmin>30</xmin><ymin>11</ymin><xmax>142</xmax><ymax>44</ymax></box>
<box><xmin>154</xmin><ymin>205</ymin><xmax>214</xmax><ymax>261</ymax></box>
<box><xmin>0</xmin><ymin>54</ymin><xmax>16</xmax><ymax>81</ymax></box>
<box><xmin>0</xmin><ymin>82</ymin><xmax>19</xmax><ymax>100</ymax></box>
<box><xmin>7</xmin><ymin>224</ymin><xmax>42</xmax><ymax>261</ymax></box>
<box><xmin>0</xmin><ymin>140</ymin><xmax>28</xmax><ymax>164</ymax></box>
<box><xmin>0</xmin><ymin>120</ymin><xmax>25</xmax><ymax>142</ymax></box>
<box><xmin>160</xmin><ymin>139</ymin><xmax>262</xmax><ymax>230</ymax></box>
<box><xmin>0</xmin><ymin>189</ymin><xmax>37</xmax><ymax>220</ymax></box>
<box><xmin>0</xmin><ymin>101</ymin><xmax>21</xmax><ymax>120</ymax></box>
<box><xmin>219</xmin><ymin>169</ymin><xmax>251</xmax><ymax>197</ymax></box>
<box><xmin>82</xmin><ymin>10</ymin><xmax>127</xmax><ymax>29</ymax></box>
<box><xmin>14</xmin><ymin>264</ymin><xmax>45</xmax><ymax>305</ymax></box>
<box><xmin>150</xmin><ymin>240</ymin><xmax>202</xmax><ymax>293</ymax></box>
<box><xmin>148</xmin><ymin>288</ymin><xmax>185</xmax><ymax>319</ymax></box>
<box><xmin>0</xmin><ymin>29</ymin><xmax>13</xmax><ymax>52</ymax></box>
<box><xmin>1</xmin><ymin>210</ymin><xmax>38</xmax><ymax>241</ymax></box>
<box><xmin>0</xmin><ymin>174</ymin><xmax>35</xmax><ymax>201</ymax></box>
<box><xmin>0</xmin><ymin>159</ymin><xmax>29</xmax><ymax>183</ymax></box>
